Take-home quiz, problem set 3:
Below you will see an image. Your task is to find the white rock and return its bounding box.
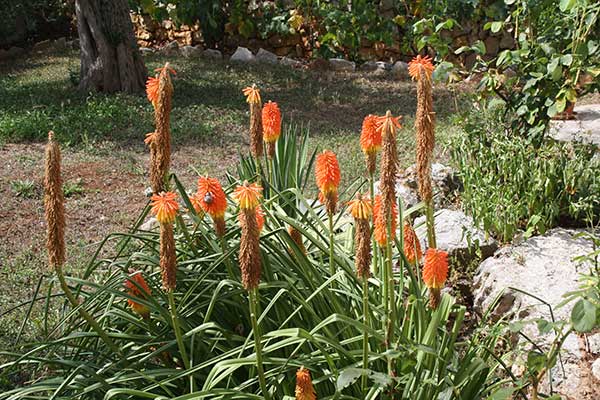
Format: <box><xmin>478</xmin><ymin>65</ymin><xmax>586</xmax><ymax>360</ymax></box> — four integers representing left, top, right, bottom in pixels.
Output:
<box><xmin>592</xmin><ymin>358</ymin><xmax>600</xmax><ymax>381</ymax></box>
<box><xmin>279</xmin><ymin>56</ymin><xmax>302</xmax><ymax>68</ymax></box>
<box><xmin>587</xmin><ymin>333</ymin><xmax>600</xmax><ymax>354</ymax></box>
<box><xmin>256</xmin><ymin>48</ymin><xmax>278</xmax><ymax>64</ymax></box>
<box><xmin>548</xmin><ymin>104</ymin><xmax>600</xmax><ymax>146</ymax></box>
<box><xmin>399</xmin><ymin>163</ymin><xmax>461</xmax><ymax>207</ymax></box>
<box><xmin>139</xmin><ymin>47</ymin><xmax>154</xmax><ymax>56</ymax></box>
<box><xmin>202</xmin><ymin>49</ymin><xmax>222</xmax><ymax>60</ymax></box>
<box><xmin>392</xmin><ymin>61</ymin><xmax>409</xmax><ymax>80</ymax></box>
<box><xmin>230</xmin><ymin>46</ymin><xmax>256</xmax><ymax>63</ymax></box>
<box><xmin>180</xmin><ymin>45</ymin><xmax>202</xmax><ymax>58</ymax></box>
<box><xmin>473</xmin><ymin>228</ymin><xmax>597</xmax><ymax>399</ymax></box>
<box><xmin>415</xmin><ymin>209</ymin><xmax>497</xmax><ymax>260</ymax></box>
<box><xmin>160</xmin><ymin>40</ymin><xmax>179</xmax><ymax>55</ymax></box>
<box><xmin>328</xmin><ymin>58</ymin><xmax>355</xmax><ymax>72</ymax></box>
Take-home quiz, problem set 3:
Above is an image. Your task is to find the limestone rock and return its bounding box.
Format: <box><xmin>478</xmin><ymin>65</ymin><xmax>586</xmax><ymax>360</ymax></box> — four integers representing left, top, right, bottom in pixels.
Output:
<box><xmin>230</xmin><ymin>46</ymin><xmax>256</xmax><ymax>63</ymax></box>
<box><xmin>139</xmin><ymin>47</ymin><xmax>154</xmax><ymax>56</ymax></box>
<box><xmin>329</xmin><ymin>58</ymin><xmax>355</xmax><ymax>72</ymax></box>
<box><xmin>308</xmin><ymin>58</ymin><xmax>330</xmax><ymax>71</ymax></box>
<box><xmin>160</xmin><ymin>40</ymin><xmax>179</xmax><ymax>55</ymax></box>
<box><xmin>592</xmin><ymin>359</ymin><xmax>600</xmax><ymax>381</ymax></box>
<box><xmin>414</xmin><ymin>209</ymin><xmax>497</xmax><ymax>260</ymax></box>
<box><xmin>203</xmin><ymin>49</ymin><xmax>222</xmax><ymax>60</ymax></box>
<box><xmin>256</xmin><ymin>48</ymin><xmax>278</xmax><ymax>64</ymax></box>
<box><xmin>399</xmin><ymin>163</ymin><xmax>462</xmax><ymax>207</ymax></box>
<box><xmin>473</xmin><ymin>228</ymin><xmax>598</xmax><ymax>399</ymax></box>
<box><xmin>548</xmin><ymin>104</ymin><xmax>600</xmax><ymax>146</ymax></box>
<box><xmin>33</xmin><ymin>39</ymin><xmax>52</xmax><ymax>52</ymax></box>
<box><xmin>280</xmin><ymin>56</ymin><xmax>302</xmax><ymax>68</ymax></box>
<box><xmin>392</xmin><ymin>61</ymin><xmax>409</xmax><ymax>80</ymax></box>
<box><xmin>180</xmin><ymin>45</ymin><xmax>202</xmax><ymax>58</ymax></box>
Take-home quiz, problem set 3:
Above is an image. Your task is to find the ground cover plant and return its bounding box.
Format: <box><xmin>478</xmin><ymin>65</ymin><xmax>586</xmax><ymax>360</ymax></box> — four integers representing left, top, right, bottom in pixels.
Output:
<box><xmin>0</xmin><ymin>56</ymin><xmax>540</xmax><ymax>399</ymax></box>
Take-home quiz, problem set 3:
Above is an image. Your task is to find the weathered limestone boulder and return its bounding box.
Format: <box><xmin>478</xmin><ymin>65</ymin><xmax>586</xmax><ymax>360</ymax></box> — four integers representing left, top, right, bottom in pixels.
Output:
<box><xmin>230</xmin><ymin>46</ymin><xmax>256</xmax><ymax>63</ymax></box>
<box><xmin>308</xmin><ymin>58</ymin><xmax>330</xmax><ymax>71</ymax></box>
<box><xmin>280</xmin><ymin>56</ymin><xmax>302</xmax><ymax>68</ymax></box>
<box><xmin>329</xmin><ymin>58</ymin><xmax>355</xmax><ymax>72</ymax></box>
<box><xmin>548</xmin><ymin>104</ymin><xmax>600</xmax><ymax>146</ymax></box>
<box><xmin>160</xmin><ymin>40</ymin><xmax>179</xmax><ymax>55</ymax></box>
<box><xmin>473</xmin><ymin>228</ymin><xmax>599</xmax><ymax>399</ymax></box>
<box><xmin>256</xmin><ymin>48</ymin><xmax>278</xmax><ymax>64</ymax></box>
<box><xmin>139</xmin><ymin>47</ymin><xmax>154</xmax><ymax>56</ymax></box>
<box><xmin>33</xmin><ymin>39</ymin><xmax>52</xmax><ymax>52</ymax></box>
<box><xmin>203</xmin><ymin>49</ymin><xmax>222</xmax><ymax>60</ymax></box>
<box><xmin>414</xmin><ymin>209</ymin><xmax>497</xmax><ymax>261</ymax></box>
<box><xmin>392</xmin><ymin>61</ymin><xmax>409</xmax><ymax>80</ymax></box>
<box><xmin>180</xmin><ymin>45</ymin><xmax>202</xmax><ymax>58</ymax></box>
<box><xmin>399</xmin><ymin>163</ymin><xmax>462</xmax><ymax>207</ymax></box>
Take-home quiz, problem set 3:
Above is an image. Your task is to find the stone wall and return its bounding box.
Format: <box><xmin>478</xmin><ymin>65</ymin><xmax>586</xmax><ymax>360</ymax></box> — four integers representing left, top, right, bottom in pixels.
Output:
<box><xmin>131</xmin><ymin>12</ymin><xmax>513</xmax><ymax>67</ymax></box>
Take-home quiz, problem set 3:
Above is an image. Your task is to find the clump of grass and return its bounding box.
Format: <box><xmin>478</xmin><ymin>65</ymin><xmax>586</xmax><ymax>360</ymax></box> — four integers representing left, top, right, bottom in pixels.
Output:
<box><xmin>62</xmin><ymin>179</ymin><xmax>84</xmax><ymax>197</ymax></box>
<box><xmin>10</xmin><ymin>179</ymin><xmax>36</xmax><ymax>198</ymax></box>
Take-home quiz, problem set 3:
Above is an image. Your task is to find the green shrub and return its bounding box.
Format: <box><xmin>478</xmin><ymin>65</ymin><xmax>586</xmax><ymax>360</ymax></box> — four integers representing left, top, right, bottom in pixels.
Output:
<box><xmin>452</xmin><ymin>104</ymin><xmax>600</xmax><ymax>242</ymax></box>
<box><xmin>1</xmin><ymin>127</ymin><xmax>523</xmax><ymax>399</ymax></box>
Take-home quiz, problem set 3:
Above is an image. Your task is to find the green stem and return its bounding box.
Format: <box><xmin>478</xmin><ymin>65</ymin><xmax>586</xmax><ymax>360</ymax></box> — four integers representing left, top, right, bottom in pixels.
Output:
<box><xmin>328</xmin><ymin>212</ymin><xmax>335</xmax><ymax>279</ymax></box>
<box><xmin>55</xmin><ymin>266</ymin><xmax>120</xmax><ymax>355</ymax></box>
<box><xmin>425</xmin><ymin>200</ymin><xmax>437</xmax><ymax>249</ymax></box>
<box><xmin>249</xmin><ymin>288</ymin><xmax>270</xmax><ymax>400</ymax></box>
<box><xmin>369</xmin><ymin>174</ymin><xmax>379</xmax><ymax>277</ymax></box>
<box><xmin>220</xmin><ymin>236</ymin><xmax>236</xmax><ymax>280</ymax></box>
<box><xmin>385</xmin><ymin>212</ymin><xmax>396</xmax><ymax>375</ymax></box>
<box><xmin>361</xmin><ymin>277</ymin><xmax>370</xmax><ymax>393</ymax></box>
<box><xmin>168</xmin><ymin>291</ymin><xmax>192</xmax><ymax>391</ymax></box>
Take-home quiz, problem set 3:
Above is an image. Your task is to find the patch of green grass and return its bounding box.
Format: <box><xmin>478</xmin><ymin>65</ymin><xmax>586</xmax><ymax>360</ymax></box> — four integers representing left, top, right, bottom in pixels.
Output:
<box><xmin>10</xmin><ymin>179</ymin><xmax>36</xmax><ymax>198</ymax></box>
<box><xmin>63</xmin><ymin>179</ymin><xmax>85</xmax><ymax>197</ymax></box>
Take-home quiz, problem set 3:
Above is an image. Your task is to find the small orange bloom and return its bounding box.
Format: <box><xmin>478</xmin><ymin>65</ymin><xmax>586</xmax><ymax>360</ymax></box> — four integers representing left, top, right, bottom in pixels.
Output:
<box><xmin>196</xmin><ymin>177</ymin><xmax>227</xmax><ymax>218</ymax></box>
<box><xmin>347</xmin><ymin>194</ymin><xmax>372</xmax><ymax>220</ymax></box>
<box><xmin>262</xmin><ymin>101</ymin><xmax>281</xmax><ymax>143</ymax></box>
<box><xmin>144</xmin><ymin>131</ymin><xmax>155</xmax><ymax>145</ymax></box>
<box><xmin>124</xmin><ymin>271</ymin><xmax>152</xmax><ymax>318</ymax></box>
<box><xmin>295</xmin><ymin>367</ymin><xmax>316</xmax><ymax>400</ymax></box>
<box><xmin>376</xmin><ymin>113</ymin><xmax>402</xmax><ymax>135</ymax></box>
<box><xmin>360</xmin><ymin>114</ymin><xmax>381</xmax><ymax>155</ymax></box>
<box><xmin>242</xmin><ymin>85</ymin><xmax>261</xmax><ymax>104</ymax></box>
<box><xmin>403</xmin><ymin>220</ymin><xmax>422</xmax><ymax>265</ymax></box>
<box><xmin>146</xmin><ymin>77</ymin><xmax>159</xmax><ymax>105</ymax></box>
<box><xmin>256</xmin><ymin>205</ymin><xmax>265</xmax><ymax>231</ymax></box>
<box><xmin>408</xmin><ymin>55</ymin><xmax>435</xmax><ymax>81</ymax></box>
<box><xmin>315</xmin><ymin>150</ymin><xmax>341</xmax><ymax>196</ymax></box>
<box><xmin>422</xmin><ymin>248</ymin><xmax>449</xmax><ymax>289</ymax></box>
<box><xmin>232</xmin><ymin>181</ymin><xmax>263</xmax><ymax>210</ymax></box>
<box><xmin>373</xmin><ymin>194</ymin><xmax>398</xmax><ymax>246</ymax></box>
<box><xmin>150</xmin><ymin>191</ymin><xmax>179</xmax><ymax>224</ymax></box>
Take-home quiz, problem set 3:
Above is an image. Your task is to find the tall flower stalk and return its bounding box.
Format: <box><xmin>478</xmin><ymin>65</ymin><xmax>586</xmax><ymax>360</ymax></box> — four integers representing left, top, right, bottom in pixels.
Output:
<box><xmin>243</xmin><ymin>85</ymin><xmax>264</xmax><ymax>181</ymax></box>
<box><xmin>376</xmin><ymin>111</ymin><xmax>401</xmax><ymax>372</ymax></box>
<box><xmin>232</xmin><ymin>182</ymin><xmax>270</xmax><ymax>399</ymax></box>
<box><xmin>44</xmin><ymin>131</ymin><xmax>120</xmax><ymax>355</ymax></box>
<box><xmin>146</xmin><ymin>63</ymin><xmax>175</xmax><ymax>194</ymax></box>
<box><xmin>150</xmin><ymin>191</ymin><xmax>191</xmax><ymax>380</ymax></box>
<box><xmin>347</xmin><ymin>193</ymin><xmax>372</xmax><ymax>392</ymax></box>
<box><xmin>262</xmin><ymin>101</ymin><xmax>282</xmax><ymax>187</ymax></box>
<box><xmin>360</xmin><ymin>114</ymin><xmax>381</xmax><ymax>276</ymax></box>
<box><xmin>295</xmin><ymin>367</ymin><xmax>316</xmax><ymax>400</ymax></box>
<box><xmin>315</xmin><ymin>150</ymin><xmax>341</xmax><ymax>279</ymax></box>
<box><xmin>409</xmin><ymin>55</ymin><xmax>437</xmax><ymax>248</ymax></box>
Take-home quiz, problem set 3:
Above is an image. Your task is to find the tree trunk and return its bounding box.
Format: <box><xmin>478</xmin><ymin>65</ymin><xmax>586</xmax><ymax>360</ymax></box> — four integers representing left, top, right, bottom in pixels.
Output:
<box><xmin>75</xmin><ymin>0</ymin><xmax>147</xmax><ymax>94</ymax></box>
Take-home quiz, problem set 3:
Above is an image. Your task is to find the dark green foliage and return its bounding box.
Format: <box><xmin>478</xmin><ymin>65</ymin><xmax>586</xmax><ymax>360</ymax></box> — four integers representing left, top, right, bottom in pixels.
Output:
<box><xmin>452</xmin><ymin>104</ymin><xmax>600</xmax><ymax>242</ymax></box>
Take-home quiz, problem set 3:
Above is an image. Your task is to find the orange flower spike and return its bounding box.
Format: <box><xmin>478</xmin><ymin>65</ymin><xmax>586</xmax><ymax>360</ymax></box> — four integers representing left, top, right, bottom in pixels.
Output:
<box><xmin>376</xmin><ymin>113</ymin><xmax>402</xmax><ymax>135</ymax></box>
<box><xmin>150</xmin><ymin>191</ymin><xmax>179</xmax><ymax>224</ymax></box>
<box><xmin>403</xmin><ymin>220</ymin><xmax>422</xmax><ymax>265</ymax></box>
<box><xmin>196</xmin><ymin>176</ymin><xmax>227</xmax><ymax>218</ymax></box>
<box><xmin>295</xmin><ymin>367</ymin><xmax>316</xmax><ymax>400</ymax></box>
<box><xmin>360</xmin><ymin>114</ymin><xmax>382</xmax><ymax>155</ymax></box>
<box><xmin>146</xmin><ymin>65</ymin><xmax>176</xmax><ymax>105</ymax></box>
<box><xmin>125</xmin><ymin>271</ymin><xmax>152</xmax><ymax>318</ymax></box>
<box><xmin>373</xmin><ymin>195</ymin><xmax>398</xmax><ymax>246</ymax></box>
<box><xmin>255</xmin><ymin>205</ymin><xmax>265</xmax><ymax>231</ymax></box>
<box><xmin>347</xmin><ymin>195</ymin><xmax>372</xmax><ymax>220</ymax></box>
<box><xmin>262</xmin><ymin>101</ymin><xmax>282</xmax><ymax>143</ymax></box>
<box><xmin>315</xmin><ymin>150</ymin><xmax>341</xmax><ymax>195</ymax></box>
<box><xmin>242</xmin><ymin>84</ymin><xmax>261</xmax><ymax>104</ymax></box>
<box><xmin>408</xmin><ymin>55</ymin><xmax>435</xmax><ymax>81</ymax></box>
<box><xmin>422</xmin><ymin>248</ymin><xmax>449</xmax><ymax>289</ymax></box>
<box><xmin>232</xmin><ymin>181</ymin><xmax>263</xmax><ymax>210</ymax></box>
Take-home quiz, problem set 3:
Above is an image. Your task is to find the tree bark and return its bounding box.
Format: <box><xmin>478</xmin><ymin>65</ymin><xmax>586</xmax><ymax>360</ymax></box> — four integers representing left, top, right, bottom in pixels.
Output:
<box><xmin>75</xmin><ymin>0</ymin><xmax>147</xmax><ymax>94</ymax></box>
